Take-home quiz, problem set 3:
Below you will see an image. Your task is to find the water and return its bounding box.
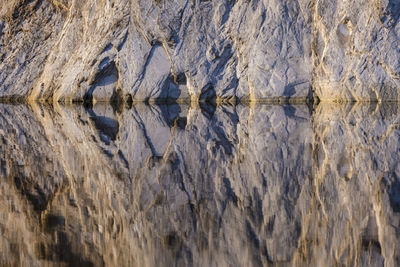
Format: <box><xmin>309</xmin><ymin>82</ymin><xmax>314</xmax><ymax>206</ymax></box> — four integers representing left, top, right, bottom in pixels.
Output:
<box><xmin>0</xmin><ymin>102</ymin><xmax>400</xmax><ymax>266</ymax></box>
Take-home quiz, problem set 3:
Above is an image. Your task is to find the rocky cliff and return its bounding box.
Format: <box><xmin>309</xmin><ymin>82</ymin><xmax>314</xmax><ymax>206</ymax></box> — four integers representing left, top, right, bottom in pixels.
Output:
<box><xmin>1</xmin><ymin>102</ymin><xmax>400</xmax><ymax>266</ymax></box>
<box><xmin>1</xmin><ymin>0</ymin><xmax>399</xmax><ymax>102</ymax></box>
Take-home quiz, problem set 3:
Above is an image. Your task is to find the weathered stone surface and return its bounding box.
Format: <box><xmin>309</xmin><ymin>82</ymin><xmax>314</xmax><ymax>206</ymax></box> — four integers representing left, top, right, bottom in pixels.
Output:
<box><xmin>313</xmin><ymin>0</ymin><xmax>400</xmax><ymax>101</ymax></box>
<box><xmin>1</xmin><ymin>102</ymin><xmax>400</xmax><ymax>266</ymax></box>
<box><xmin>2</xmin><ymin>1</ymin><xmax>400</xmax><ymax>102</ymax></box>
<box><xmin>1</xmin><ymin>0</ymin><xmax>313</xmax><ymax>102</ymax></box>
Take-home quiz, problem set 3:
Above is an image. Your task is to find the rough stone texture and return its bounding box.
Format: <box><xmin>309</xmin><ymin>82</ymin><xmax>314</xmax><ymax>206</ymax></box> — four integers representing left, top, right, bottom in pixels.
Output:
<box><xmin>3</xmin><ymin>0</ymin><xmax>400</xmax><ymax>102</ymax></box>
<box><xmin>1</xmin><ymin>0</ymin><xmax>313</xmax><ymax>102</ymax></box>
<box><xmin>2</xmin><ymin>0</ymin><xmax>400</xmax><ymax>102</ymax></box>
<box><xmin>1</xmin><ymin>102</ymin><xmax>400</xmax><ymax>266</ymax></box>
<box><xmin>313</xmin><ymin>0</ymin><xmax>400</xmax><ymax>101</ymax></box>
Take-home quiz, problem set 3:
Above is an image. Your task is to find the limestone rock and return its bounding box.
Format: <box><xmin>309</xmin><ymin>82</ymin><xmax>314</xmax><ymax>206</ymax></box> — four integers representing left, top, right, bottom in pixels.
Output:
<box><xmin>2</xmin><ymin>1</ymin><xmax>400</xmax><ymax>101</ymax></box>
<box><xmin>0</xmin><ymin>0</ymin><xmax>312</xmax><ymax>102</ymax></box>
<box><xmin>2</xmin><ymin>1</ymin><xmax>400</xmax><ymax>102</ymax></box>
<box><xmin>313</xmin><ymin>0</ymin><xmax>400</xmax><ymax>101</ymax></box>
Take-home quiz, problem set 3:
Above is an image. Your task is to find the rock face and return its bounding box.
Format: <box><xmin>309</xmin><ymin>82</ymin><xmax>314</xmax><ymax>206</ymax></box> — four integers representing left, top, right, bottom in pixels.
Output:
<box><xmin>313</xmin><ymin>0</ymin><xmax>400</xmax><ymax>101</ymax></box>
<box><xmin>1</xmin><ymin>0</ymin><xmax>398</xmax><ymax>102</ymax></box>
<box><xmin>1</xmin><ymin>102</ymin><xmax>400</xmax><ymax>266</ymax></box>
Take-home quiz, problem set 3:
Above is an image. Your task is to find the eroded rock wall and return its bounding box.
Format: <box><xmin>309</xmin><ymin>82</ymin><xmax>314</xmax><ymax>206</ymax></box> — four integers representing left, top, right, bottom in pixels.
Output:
<box><xmin>2</xmin><ymin>0</ymin><xmax>400</xmax><ymax>102</ymax></box>
<box><xmin>2</xmin><ymin>0</ymin><xmax>312</xmax><ymax>102</ymax></box>
<box><xmin>313</xmin><ymin>0</ymin><xmax>400</xmax><ymax>101</ymax></box>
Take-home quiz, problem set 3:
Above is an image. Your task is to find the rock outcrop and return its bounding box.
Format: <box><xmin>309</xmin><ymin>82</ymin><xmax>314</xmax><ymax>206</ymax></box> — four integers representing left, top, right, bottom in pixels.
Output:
<box><xmin>313</xmin><ymin>0</ymin><xmax>400</xmax><ymax>101</ymax></box>
<box><xmin>1</xmin><ymin>102</ymin><xmax>400</xmax><ymax>266</ymax></box>
<box><xmin>1</xmin><ymin>0</ymin><xmax>398</xmax><ymax>102</ymax></box>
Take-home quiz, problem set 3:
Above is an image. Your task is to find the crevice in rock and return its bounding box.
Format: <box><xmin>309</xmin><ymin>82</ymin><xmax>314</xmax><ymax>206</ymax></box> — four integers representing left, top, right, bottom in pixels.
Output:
<box><xmin>85</xmin><ymin>60</ymin><xmax>119</xmax><ymax>103</ymax></box>
<box><xmin>199</xmin><ymin>83</ymin><xmax>216</xmax><ymax>103</ymax></box>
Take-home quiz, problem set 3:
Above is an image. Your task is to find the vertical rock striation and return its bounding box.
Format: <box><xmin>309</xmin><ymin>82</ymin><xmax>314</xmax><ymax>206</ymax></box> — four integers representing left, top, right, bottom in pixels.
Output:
<box><xmin>2</xmin><ymin>1</ymin><xmax>399</xmax><ymax>102</ymax></box>
<box><xmin>9</xmin><ymin>0</ymin><xmax>399</xmax><ymax>102</ymax></box>
<box><xmin>312</xmin><ymin>0</ymin><xmax>400</xmax><ymax>101</ymax></box>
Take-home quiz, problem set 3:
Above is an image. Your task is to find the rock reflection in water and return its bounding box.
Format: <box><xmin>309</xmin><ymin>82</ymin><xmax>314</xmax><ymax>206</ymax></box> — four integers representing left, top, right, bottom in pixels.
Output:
<box><xmin>0</xmin><ymin>102</ymin><xmax>399</xmax><ymax>266</ymax></box>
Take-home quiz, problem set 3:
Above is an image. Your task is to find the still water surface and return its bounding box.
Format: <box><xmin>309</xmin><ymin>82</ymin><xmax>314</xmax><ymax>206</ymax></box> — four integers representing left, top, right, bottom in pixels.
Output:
<box><xmin>0</xmin><ymin>102</ymin><xmax>400</xmax><ymax>266</ymax></box>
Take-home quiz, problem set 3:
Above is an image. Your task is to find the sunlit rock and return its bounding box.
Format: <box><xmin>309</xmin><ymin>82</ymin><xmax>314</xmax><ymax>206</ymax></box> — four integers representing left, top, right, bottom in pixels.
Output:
<box><xmin>0</xmin><ymin>0</ymin><xmax>312</xmax><ymax>101</ymax></box>
<box><xmin>2</xmin><ymin>1</ymin><xmax>400</xmax><ymax>101</ymax></box>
